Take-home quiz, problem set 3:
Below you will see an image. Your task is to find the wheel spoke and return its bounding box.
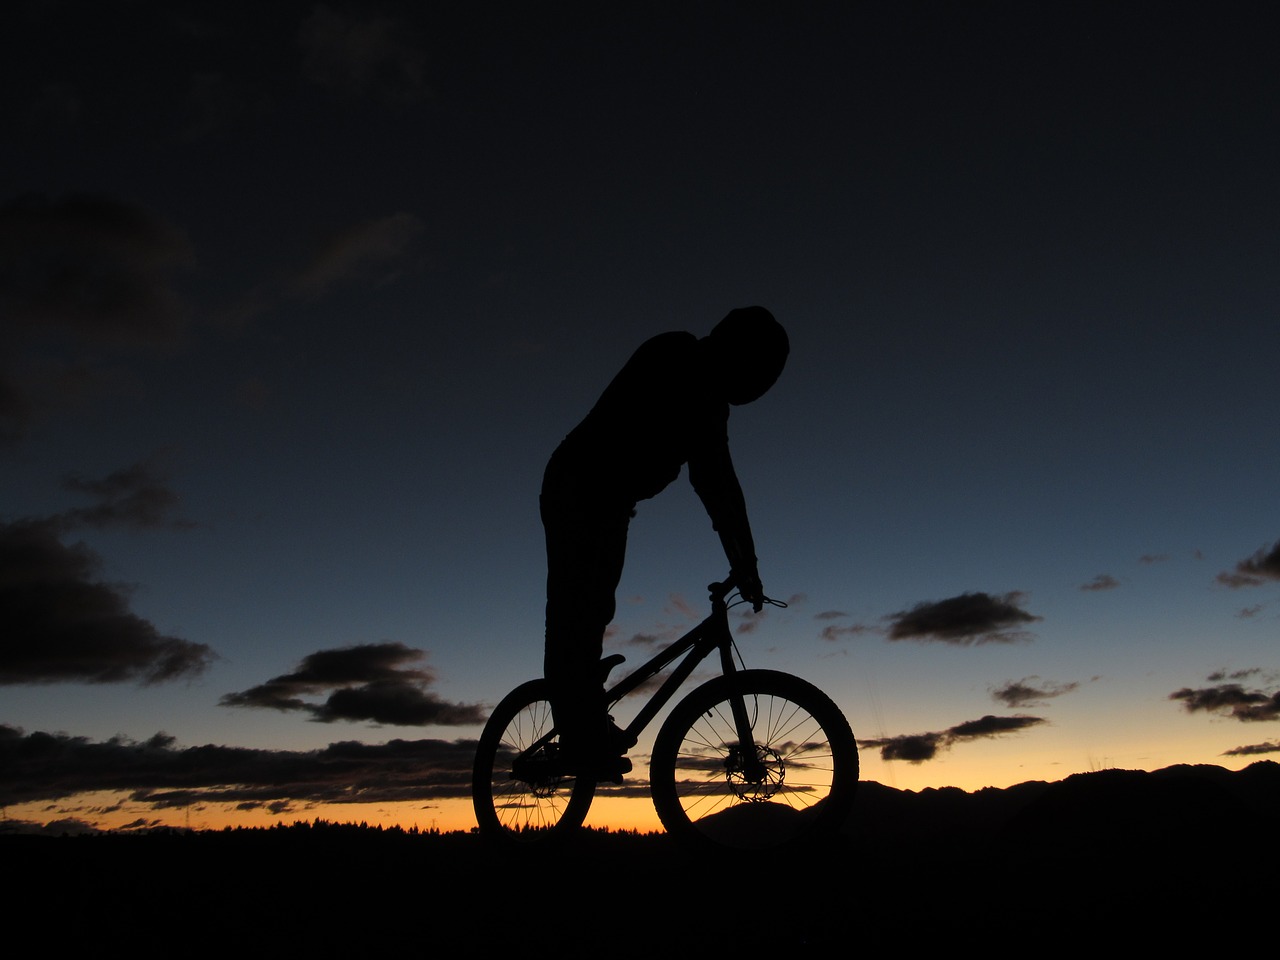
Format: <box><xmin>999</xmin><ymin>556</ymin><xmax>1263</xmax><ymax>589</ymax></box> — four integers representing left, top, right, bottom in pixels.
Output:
<box><xmin>650</xmin><ymin>670</ymin><xmax>857</xmax><ymax>850</ymax></box>
<box><xmin>471</xmin><ymin>679</ymin><xmax>595</xmax><ymax>843</ymax></box>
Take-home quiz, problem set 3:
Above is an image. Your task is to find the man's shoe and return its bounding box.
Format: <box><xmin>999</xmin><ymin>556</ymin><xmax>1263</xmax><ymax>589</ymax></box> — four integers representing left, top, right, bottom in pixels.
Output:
<box><xmin>554</xmin><ymin>743</ymin><xmax>632</xmax><ymax>783</ymax></box>
<box><xmin>579</xmin><ymin>752</ymin><xmax>632</xmax><ymax>784</ymax></box>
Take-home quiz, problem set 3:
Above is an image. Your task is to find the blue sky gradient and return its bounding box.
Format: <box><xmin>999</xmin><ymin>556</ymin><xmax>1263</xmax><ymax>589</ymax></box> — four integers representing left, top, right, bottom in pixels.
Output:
<box><xmin>2</xmin><ymin>1</ymin><xmax>1278</xmax><ymax>832</ymax></box>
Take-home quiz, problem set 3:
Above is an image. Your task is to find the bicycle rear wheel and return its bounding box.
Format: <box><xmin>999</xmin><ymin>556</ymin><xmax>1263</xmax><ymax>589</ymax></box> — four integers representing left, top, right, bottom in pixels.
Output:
<box><xmin>650</xmin><ymin>669</ymin><xmax>857</xmax><ymax>851</ymax></box>
<box><xmin>471</xmin><ymin>679</ymin><xmax>596</xmax><ymax>842</ymax></box>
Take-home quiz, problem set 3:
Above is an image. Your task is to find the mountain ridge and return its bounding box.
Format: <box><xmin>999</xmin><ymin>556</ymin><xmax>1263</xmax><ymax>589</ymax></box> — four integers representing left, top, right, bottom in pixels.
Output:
<box><xmin>8</xmin><ymin>761</ymin><xmax>1272</xmax><ymax>951</ymax></box>
<box><xmin>846</xmin><ymin>759</ymin><xmax>1279</xmax><ymax>865</ymax></box>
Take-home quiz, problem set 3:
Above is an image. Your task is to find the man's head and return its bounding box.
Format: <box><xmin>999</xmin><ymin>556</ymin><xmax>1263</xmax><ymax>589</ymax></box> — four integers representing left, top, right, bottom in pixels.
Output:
<box><xmin>705</xmin><ymin>306</ymin><xmax>789</xmax><ymax>405</ymax></box>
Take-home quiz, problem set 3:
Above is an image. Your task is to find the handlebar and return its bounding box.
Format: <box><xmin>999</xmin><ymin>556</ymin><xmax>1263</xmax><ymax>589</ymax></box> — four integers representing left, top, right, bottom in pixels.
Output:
<box><xmin>707</xmin><ymin>573</ymin><xmax>786</xmax><ymax>610</ymax></box>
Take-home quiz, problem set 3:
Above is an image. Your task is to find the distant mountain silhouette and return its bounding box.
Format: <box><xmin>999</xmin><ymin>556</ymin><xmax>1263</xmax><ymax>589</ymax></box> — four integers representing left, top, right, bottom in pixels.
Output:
<box><xmin>6</xmin><ymin>762</ymin><xmax>1274</xmax><ymax>952</ymax></box>
<box><xmin>847</xmin><ymin>760</ymin><xmax>1280</xmax><ymax>859</ymax></box>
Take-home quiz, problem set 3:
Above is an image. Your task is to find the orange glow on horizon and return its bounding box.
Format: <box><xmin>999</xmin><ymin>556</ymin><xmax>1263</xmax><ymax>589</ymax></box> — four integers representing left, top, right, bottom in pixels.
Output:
<box><xmin>9</xmin><ymin>723</ymin><xmax>1265</xmax><ymax>837</ymax></box>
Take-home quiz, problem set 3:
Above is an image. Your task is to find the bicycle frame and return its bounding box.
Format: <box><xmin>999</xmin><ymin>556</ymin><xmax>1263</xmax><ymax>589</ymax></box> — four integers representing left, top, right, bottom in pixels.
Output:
<box><xmin>604</xmin><ymin>577</ymin><xmax>743</xmax><ymax>747</ymax></box>
<box><xmin>592</xmin><ymin>574</ymin><xmax>771</xmax><ymax>783</ymax></box>
<box><xmin>508</xmin><ymin>574</ymin><xmax>770</xmax><ymax>783</ymax></box>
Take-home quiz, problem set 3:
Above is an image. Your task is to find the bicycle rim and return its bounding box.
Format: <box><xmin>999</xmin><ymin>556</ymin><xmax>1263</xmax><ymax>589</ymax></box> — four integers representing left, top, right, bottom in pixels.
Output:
<box><xmin>650</xmin><ymin>669</ymin><xmax>857</xmax><ymax>851</ymax></box>
<box><xmin>471</xmin><ymin>679</ymin><xmax>596</xmax><ymax>842</ymax></box>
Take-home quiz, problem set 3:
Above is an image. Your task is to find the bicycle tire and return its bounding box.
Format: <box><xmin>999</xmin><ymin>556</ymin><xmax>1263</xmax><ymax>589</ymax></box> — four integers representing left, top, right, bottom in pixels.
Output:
<box><xmin>650</xmin><ymin>669</ymin><xmax>857</xmax><ymax>851</ymax></box>
<box><xmin>471</xmin><ymin>679</ymin><xmax>596</xmax><ymax>842</ymax></box>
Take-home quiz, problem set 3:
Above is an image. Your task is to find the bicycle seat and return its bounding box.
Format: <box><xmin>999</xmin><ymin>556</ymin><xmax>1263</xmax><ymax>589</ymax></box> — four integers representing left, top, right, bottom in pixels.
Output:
<box><xmin>597</xmin><ymin>653</ymin><xmax>626</xmax><ymax>684</ymax></box>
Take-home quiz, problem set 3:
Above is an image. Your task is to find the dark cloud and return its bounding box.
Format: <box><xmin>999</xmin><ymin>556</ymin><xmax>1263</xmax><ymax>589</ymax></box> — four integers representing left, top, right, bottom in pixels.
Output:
<box><xmin>1216</xmin><ymin>540</ymin><xmax>1280</xmax><ymax>588</ymax></box>
<box><xmin>1080</xmin><ymin>574</ymin><xmax>1120</xmax><ymax>592</ymax></box>
<box><xmin>0</xmin><ymin>194</ymin><xmax>191</xmax><ymax>436</ymax></box>
<box><xmin>314</xmin><ymin>680</ymin><xmax>483</xmax><ymax>726</ymax></box>
<box><xmin>947</xmin><ymin>715</ymin><xmax>1044</xmax><ymax>739</ymax></box>
<box><xmin>0</xmin><ymin>724</ymin><xmax>475</xmax><ymax>811</ymax></box>
<box><xmin>1139</xmin><ymin>554</ymin><xmax>1171</xmax><ymax>565</ymax></box>
<box><xmin>886</xmin><ymin>591</ymin><xmax>1041</xmax><ymax>645</ymax></box>
<box><xmin>0</xmin><ymin>194</ymin><xmax>192</xmax><ymax>340</ymax></box>
<box><xmin>991</xmin><ymin>676</ymin><xmax>1080</xmax><ymax>708</ymax></box>
<box><xmin>860</xmin><ymin>714</ymin><xmax>1046</xmax><ymax>764</ymax></box>
<box><xmin>0</xmin><ymin>517</ymin><xmax>212</xmax><ymax>685</ymax></box>
<box><xmin>298</xmin><ymin>5</ymin><xmax>430</xmax><ymax>103</ymax></box>
<box><xmin>866</xmin><ymin>732</ymin><xmax>943</xmax><ymax>762</ymax></box>
<box><xmin>221</xmin><ymin>642</ymin><xmax>485</xmax><ymax>727</ymax></box>
<box><xmin>1169</xmin><ymin>681</ymin><xmax>1280</xmax><ymax>723</ymax></box>
<box><xmin>1223</xmin><ymin>741</ymin><xmax>1280</xmax><ymax>757</ymax></box>
<box><xmin>0</xmin><ymin>816</ymin><xmax>105</xmax><ymax>837</ymax></box>
<box><xmin>814</xmin><ymin>610</ymin><xmax>849</xmax><ymax>620</ymax></box>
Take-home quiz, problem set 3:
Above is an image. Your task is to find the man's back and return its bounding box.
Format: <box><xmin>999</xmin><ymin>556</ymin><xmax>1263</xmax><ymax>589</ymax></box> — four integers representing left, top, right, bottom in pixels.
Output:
<box><xmin>552</xmin><ymin>331</ymin><xmax>728</xmax><ymax>506</ymax></box>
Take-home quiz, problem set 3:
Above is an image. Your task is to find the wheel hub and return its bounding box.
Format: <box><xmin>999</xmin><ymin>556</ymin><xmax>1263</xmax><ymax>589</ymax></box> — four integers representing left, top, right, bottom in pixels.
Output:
<box><xmin>724</xmin><ymin>743</ymin><xmax>784</xmax><ymax>801</ymax></box>
<box><xmin>510</xmin><ymin>748</ymin><xmax>568</xmax><ymax>797</ymax></box>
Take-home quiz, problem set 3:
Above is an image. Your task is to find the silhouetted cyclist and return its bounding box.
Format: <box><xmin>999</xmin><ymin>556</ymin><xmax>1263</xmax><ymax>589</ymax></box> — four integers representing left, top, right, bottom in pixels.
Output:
<box><xmin>541</xmin><ymin>306</ymin><xmax>788</xmax><ymax>780</ymax></box>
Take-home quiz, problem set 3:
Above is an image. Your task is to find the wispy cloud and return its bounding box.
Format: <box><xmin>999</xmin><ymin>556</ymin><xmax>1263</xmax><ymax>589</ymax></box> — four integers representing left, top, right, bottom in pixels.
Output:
<box><xmin>1207</xmin><ymin>668</ymin><xmax>1264</xmax><ymax>682</ymax></box>
<box><xmin>221</xmin><ymin>642</ymin><xmax>485</xmax><ymax>726</ymax></box>
<box><xmin>735</xmin><ymin>607</ymin><xmax>768</xmax><ymax>634</ymax></box>
<box><xmin>60</xmin><ymin>459</ymin><xmax>196</xmax><ymax>531</ymax></box>
<box><xmin>221</xmin><ymin>210</ymin><xmax>428</xmax><ymax>335</ymax></box>
<box><xmin>624</xmin><ymin>632</ymin><xmax>666</xmax><ymax>647</ymax></box>
<box><xmin>885</xmin><ymin>591</ymin><xmax>1041</xmax><ymax>645</ymax></box>
<box><xmin>291</xmin><ymin>212</ymin><xmax>426</xmax><ymax>298</ymax></box>
<box><xmin>991</xmin><ymin>676</ymin><xmax>1080</xmax><ymax>708</ymax></box>
<box><xmin>1080</xmin><ymin>574</ymin><xmax>1120</xmax><ymax>592</ymax></box>
<box><xmin>820</xmin><ymin>623</ymin><xmax>874</xmax><ymax>642</ymax></box>
<box><xmin>860</xmin><ymin>714</ymin><xmax>1046</xmax><ymax>763</ymax></box>
<box><xmin>665</xmin><ymin>594</ymin><xmax>700</xmax><ymax>621</ymax></box>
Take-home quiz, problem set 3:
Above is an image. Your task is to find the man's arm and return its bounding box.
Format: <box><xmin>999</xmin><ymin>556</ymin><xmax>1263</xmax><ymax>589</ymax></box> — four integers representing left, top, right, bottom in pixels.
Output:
<box><xmin>688</xmin><ymin>440</ymin><xmax>764</xmax><ymax>610</ymax></box>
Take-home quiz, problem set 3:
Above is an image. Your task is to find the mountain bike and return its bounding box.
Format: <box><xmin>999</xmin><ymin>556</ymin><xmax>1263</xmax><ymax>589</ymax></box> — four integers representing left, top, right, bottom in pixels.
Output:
<box><xmin>471</xmin><ymin>574</ymin><xmax>858</xmax><ymax>851</ymax></box>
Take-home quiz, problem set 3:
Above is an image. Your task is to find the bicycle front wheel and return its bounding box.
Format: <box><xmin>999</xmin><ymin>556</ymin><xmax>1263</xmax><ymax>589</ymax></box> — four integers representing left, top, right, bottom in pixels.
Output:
<box><xmin>650</xmin><ymin>669</ymin><xmax>858</xmax><ymax>851</ymax></box>
<box><xmin>471</xmin><ymin>679</ymin><xmax>596</xmax><ymax>843</ymax></box>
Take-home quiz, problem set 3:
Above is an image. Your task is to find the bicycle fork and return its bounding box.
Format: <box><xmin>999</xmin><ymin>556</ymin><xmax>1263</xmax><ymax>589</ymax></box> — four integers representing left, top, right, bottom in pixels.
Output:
<box><xmin>719</xmin><ymin>635</ymin><xmax>769</xmax><ymax>785</ymax></box>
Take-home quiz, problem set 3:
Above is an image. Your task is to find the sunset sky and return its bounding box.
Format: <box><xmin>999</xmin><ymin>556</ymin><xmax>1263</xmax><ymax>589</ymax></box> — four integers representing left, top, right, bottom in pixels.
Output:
<box><xmin>3</xmin><ymin>1</ymin><xmax>1278</xmax><ymax>835</ymax></box>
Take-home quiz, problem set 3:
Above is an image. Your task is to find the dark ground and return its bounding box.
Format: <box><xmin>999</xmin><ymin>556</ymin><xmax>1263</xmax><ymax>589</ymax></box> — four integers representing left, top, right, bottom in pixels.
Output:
<box><xmin>9</xmin><ymin>762</ymin><xmax>1276</xmax><ymax>954</ymax></box>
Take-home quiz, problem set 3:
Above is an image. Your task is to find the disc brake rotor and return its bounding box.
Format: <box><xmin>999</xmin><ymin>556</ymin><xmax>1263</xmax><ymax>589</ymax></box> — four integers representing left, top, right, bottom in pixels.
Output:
<box><xmin>724</xmin><ymin>744</ymin><xmax>785</xmax><ymax>801</ymax></box>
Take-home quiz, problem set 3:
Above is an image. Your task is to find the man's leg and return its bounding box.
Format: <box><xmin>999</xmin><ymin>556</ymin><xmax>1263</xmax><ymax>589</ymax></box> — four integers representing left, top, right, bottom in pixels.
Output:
<box><xmin>541</xmin><ymin>489</ymin><xmax>630</xmax><ymax>772</ymax></box>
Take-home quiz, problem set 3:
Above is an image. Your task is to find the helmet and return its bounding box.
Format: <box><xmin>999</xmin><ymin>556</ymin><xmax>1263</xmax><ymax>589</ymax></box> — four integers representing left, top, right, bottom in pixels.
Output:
<box><xmin>706</xmin><ymin>306</ymin><xmax>789</xmax><ymax>405</ymax></box>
